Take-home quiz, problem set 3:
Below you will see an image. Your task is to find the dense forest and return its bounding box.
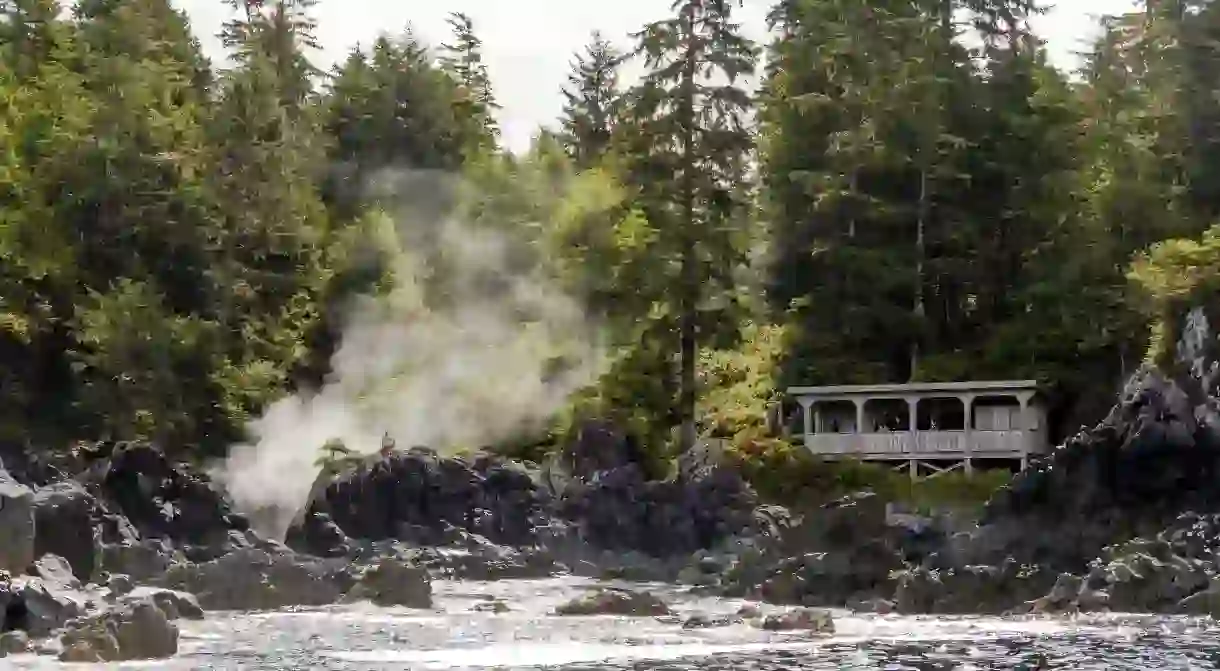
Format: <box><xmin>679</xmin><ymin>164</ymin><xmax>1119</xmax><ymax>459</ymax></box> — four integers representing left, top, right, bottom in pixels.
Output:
<box><xmin>2</xmin><ymin>0</ymin><xmax>1219</xmax><ymax>468</ymax></box>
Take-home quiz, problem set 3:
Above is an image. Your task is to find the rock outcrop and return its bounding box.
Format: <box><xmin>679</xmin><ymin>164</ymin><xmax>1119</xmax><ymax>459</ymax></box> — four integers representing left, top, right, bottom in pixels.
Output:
<box><xmin>100</xmin><ymin>443</ymin><xmax>253</xmax><ymax>560</ymax></box>
<box><xmin>343</xmin><ymin>558</ymin><xmax>432</xmax><ymax>608</ymax></box>
<box><xmin>160</xmin><ymin>546</ymin><xmax>351</xmax><ymax>611</ymax></box>
<box><xmin>290</xmin><ymin>449</ymin><xmax>548</xmax><ymax>555</ymax></box>
<box><xmin>58</xmin><ymin>596</ymin><xmax>178</xmax><ymax>662</ymax></box>
<box><xmin>287</xmin><ymin>438</ymin><xmax>767</xmax><ymax>569</ymax></box>
<box><xmin>32</xmin><ymin>481</ymin><xmax>103</xmax><ymax>583</ymax></box>
<box><xmin>891</xmin><ymin>304</ymin><xmax>1220</xmax><ymax>615</ymax></box>
<box><xmin>718</xmin><ymin>492</ymin><xmax>912</xmax><ymax>607</ymax></box>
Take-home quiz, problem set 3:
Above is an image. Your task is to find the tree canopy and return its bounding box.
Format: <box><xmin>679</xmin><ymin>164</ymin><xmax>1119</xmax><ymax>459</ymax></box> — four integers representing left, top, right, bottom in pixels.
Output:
<box><xmin>0</xmin><ymin>0</ymin><xmax>1215</xmax><ymax>463</ymax></box>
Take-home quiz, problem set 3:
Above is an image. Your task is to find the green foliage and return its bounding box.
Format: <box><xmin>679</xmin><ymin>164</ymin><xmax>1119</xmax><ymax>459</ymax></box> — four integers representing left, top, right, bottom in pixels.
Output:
<box><xmin>698</xmin><ymin>323</ymin><xmax>789</xmax><ymax>440</ymax></box>
<box><xmin>729</xmin><ymin>437</ymin><xmax>1012</xmax><ymax>515</ymax></box>
<box><xmin>2</xmin><ymin>0</ymin><xmax>1219</xmax><ymax>474</ymax></box>
<box><xmin>558</xmin><ymin>31</ymin><xmax>622</xmax><ymax>168</ymax></box>
<box><xmin>313</xmin><ymin>438</ymin><xmax>362</xmax><ymax>471</ymax></box>
<box><xmin>1130</xmin><ymin>224</ymin><xmax>1220</xmax><ymax>368</ymax></box>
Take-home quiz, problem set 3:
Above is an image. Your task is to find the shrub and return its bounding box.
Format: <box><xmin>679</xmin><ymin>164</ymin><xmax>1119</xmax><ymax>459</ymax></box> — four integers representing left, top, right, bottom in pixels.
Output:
<box><xmin>727</xmin><ymin>433</ymin><xmax>1013</xmax><ymax>515</ymax></box>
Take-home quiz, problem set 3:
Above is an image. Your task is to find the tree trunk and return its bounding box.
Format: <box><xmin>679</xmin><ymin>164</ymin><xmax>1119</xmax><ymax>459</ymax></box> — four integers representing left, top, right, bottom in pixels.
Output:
<box><xmin>678</xmin><ymin>3</ymin><xmax>698</xmax><ymax>453</ymax></box>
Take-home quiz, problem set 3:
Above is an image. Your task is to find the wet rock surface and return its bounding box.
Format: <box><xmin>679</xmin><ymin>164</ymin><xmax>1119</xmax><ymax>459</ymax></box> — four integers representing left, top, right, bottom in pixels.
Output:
<box><xmin>58</xmin><ymin>595</ymin><xmax>178</xmax><ymax>662</ymax></box>
<box><xmin>343</xmin><ymin>558</ymin><xmax>432</xmax><ymax>608</ymax></box>
<box><xmin>31</xmin><ymin>482</ymin><xmax>101</xmax><ymax>583</ymax></box>
<box><xmin>553</xmin><ymin>587</ymin><xmax>672</xmax><ymax>616</ymax></box>
<box><xmin>5</xmin><ymin>577</ymin><xmax>1215</xmax><ymax>669</ymax></box>
<box><xmin>159</xmin><ymin>546</ymin><xmax>351</xmax><ymax>611</ymax></box>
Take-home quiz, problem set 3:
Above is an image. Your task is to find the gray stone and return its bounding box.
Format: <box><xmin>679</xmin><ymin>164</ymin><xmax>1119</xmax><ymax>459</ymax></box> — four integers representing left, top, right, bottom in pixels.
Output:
<box><xmin>100</xmin><ymin>540</ymin><xmax>180</xmax><ymax>583</ymax></box>
<box><xmin>106</xmin><ymin>574</ymin><xmax>134</xmax><ymax>598</ymax></box>
<box><xmin>759</xmin><ymin>607</ymin><xmax>835</xmax><ymax>633</ymax></box>
<box><xmin>162</xmin><ymin>547</ymin><xmax>347</xmax><ymax>611</ymax></box>
<box><xmin>122</xmin><ymin>587</ymin><xmax>204</xmax><ymax>621</ymax></box>
<box><xmin>32</xmin><ymin>554</ymin><xmax>81</xmax><ymax>591</ymax></box>
<box><xmin>32</xmin><ymin>481</ymin><xmax>102</xmax><ymax>583</ymax></box>
<box><xmin>344</xmin><ymin>558</ymin><xmax>431</xmax><ymax>608</ymax></box>
<box><xmin>553</xmin><ymin>588</ymin><xmax>671</xmax><ymax>616</ymax></box>
<box><xmin>15</xmin><ymin>578</ymin><xmax>85</xmax><ymax>637</ymax></box>
<box><xmin>0</xmin><ymin>471</ymin><xmax>34</xmax><ymax>574</ymax></box>
<box><xmin>58</xmin><ymin>596</ymin><xmax>177</xmax><ymax>662</ymax></box>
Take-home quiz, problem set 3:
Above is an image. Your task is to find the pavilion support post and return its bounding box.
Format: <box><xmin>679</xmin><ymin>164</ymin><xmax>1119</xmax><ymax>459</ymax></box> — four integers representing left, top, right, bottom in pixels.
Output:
<box><xmin>798</xmin><ymin>397</ymin><xmax>814</xmax><ymax>446</ymax></box>
<box><xmin>962</xmin><ymin>393</ymin><xmax>975</xmax><ymax>477</ymax></box>
<box><xmin>1017</xmin><ymin>392</ymin><xmax>1032</xmax><ymax>470</ymax></box>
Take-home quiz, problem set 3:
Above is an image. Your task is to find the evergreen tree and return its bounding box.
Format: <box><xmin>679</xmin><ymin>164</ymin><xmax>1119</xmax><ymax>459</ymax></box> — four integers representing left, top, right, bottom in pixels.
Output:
<box><xmin>623</xmin><ymin>0</ymin><xmax>758</xmax><ymax>451</ymax></box>
<box><xmin>440</xmin><ymin>11</ymin><xmax>499</xmax><ymax>155</ymax></box>
<box><xmin>558</xmin><ymin>31</ymin><xmax>622</xmax><ymax>168</ymax></box>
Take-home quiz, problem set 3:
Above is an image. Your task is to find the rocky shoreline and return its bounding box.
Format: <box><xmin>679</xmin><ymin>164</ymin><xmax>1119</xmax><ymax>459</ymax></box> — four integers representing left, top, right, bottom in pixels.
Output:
<box><xmin>4</xmin><ymin>310</ymin><xmax>1220</xmax><ymax>662</ymax></box>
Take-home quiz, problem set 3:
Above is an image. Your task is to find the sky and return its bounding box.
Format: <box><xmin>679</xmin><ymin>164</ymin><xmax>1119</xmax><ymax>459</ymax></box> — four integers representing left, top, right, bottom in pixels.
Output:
<box><xmin>173</xmin><ymin>0</ymin><xmax>1142</xmax><ymax>152</ymax></box>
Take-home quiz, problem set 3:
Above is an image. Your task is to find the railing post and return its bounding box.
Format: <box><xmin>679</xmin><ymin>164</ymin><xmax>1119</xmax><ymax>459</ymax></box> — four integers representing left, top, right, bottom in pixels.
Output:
<box><xmin>1017</xmin><ymin>392</ymin><xmax>1032</xmax><ymax>468</ymax></box>
<box><xmin>962</xmin><ymin>393</ymin><xmax>974</xmax><ymax>476</ymax></box>
<box><xmin>798</xmin><ymin>397</ymin><xmax>814</xmax><ymax>448</ymax></box>
<box><xmin>906</xmin><ymin>397</ymin><xmax>918</xmax><ymax>456</ymax></box>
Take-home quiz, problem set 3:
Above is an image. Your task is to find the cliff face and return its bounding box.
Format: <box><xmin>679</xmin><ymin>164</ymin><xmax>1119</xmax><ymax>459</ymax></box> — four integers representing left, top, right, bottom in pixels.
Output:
<box><xmin>958</xmin><ymin>306</ymin><xmax>1220</xmax><ymax>573</ymax></box>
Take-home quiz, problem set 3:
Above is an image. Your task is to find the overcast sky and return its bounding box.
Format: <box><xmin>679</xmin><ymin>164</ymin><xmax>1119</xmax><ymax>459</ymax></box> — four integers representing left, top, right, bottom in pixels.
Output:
<box><xmin>173</xmin><ymin>0</ymin><xmax>1141</xmax><ymax>152</ymax></box>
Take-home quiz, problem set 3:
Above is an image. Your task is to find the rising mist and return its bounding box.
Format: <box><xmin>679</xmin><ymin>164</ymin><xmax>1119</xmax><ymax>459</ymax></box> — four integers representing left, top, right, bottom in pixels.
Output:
<box><xmin>213</xmin><ymin>168</ymin><xmax>607</xmax><ymax>540</ymax></box>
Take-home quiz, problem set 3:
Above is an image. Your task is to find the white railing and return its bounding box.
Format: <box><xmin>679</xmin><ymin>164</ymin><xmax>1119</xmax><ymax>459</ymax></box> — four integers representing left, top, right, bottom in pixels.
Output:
<box><xmin>802</xmin><ymin>430</ymin><xmax>1028</xmax><ymax>459</ymax></box>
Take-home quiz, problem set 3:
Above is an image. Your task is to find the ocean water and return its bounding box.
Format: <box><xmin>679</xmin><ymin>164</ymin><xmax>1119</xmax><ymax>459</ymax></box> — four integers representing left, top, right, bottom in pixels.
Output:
<box><xmin>8</xmin><ymin>577</ymin><xmax>1220</xmax><ymax>670</ymax></box>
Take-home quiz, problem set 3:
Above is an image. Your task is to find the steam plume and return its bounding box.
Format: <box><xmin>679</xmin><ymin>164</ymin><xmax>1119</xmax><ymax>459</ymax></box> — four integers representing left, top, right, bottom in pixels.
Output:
<box><xmin>213</xmin><ymin>168</ymin><xmax>606</xmax><ymax>539</ymax></box>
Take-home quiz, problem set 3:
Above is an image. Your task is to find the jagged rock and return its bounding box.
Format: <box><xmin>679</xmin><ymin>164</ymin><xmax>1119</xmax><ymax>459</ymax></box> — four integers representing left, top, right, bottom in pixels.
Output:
<box><xmin>31</xmin><ymin>554</ymin><xmax>81</xmax><ymax>591</ymax></box>
<box><xmin>59</xmin><ymin>596</ymin><xmax>177</xmax><ymax>662</ymax></box>
<box><xmin>290</xmin><ymin>449</ymin><xmax>549</xmax><ymax>554</ymax></box>
<box><xmin>717</xmin><ymin>492</ymin><xmax>904</xmax><ymax>607</ymax></box>
<box><xmin>973</xmin><ymin>367</ymin><xmax>1220</xmax><ymax>574</ymax></box>
<box><xmin>100</xmin><ymin>443</ymin><xmax>250</xmax><ymax>556</ymax></box>
<box><xmin>1178</xmin><ymin>577</ymin><xmax>1220</xmax><ymax>616</ymax></box>
<box><xmin>0</xmin><ymin>470</ymin><xmax>34</xmax><ymax>574</ymax></box>
<box><xmin>121</xmin><ymin>587</ymin><xmax>203</xmax><ymax>621</ymax></box>
<box><xmin>32</xmin><ymin>481</ymin><xmax>102</xmax><ymax>582</ymax></box>
<box><xmin>161</xmin><ymin>547</ymin><xmax>349</xmax><ymax>611</ymax></box>
<box><xmin>553</xmin><ymin>588</ymin><xmax>671</xmax><ymax>616</ymax></box>
<box><xmin>758</xmin><ymin>607</ymin><xmax>835</xmax><ymax>633</ymax></box>
<box><xmin>106</xmin><ymin>574</ymin><xmax>134</xmax><ymax>598</ymax></box>
<box><xmin>285</xmin><ymin>511</ymin><xmax>350</xmax><ymax>558</ymax></box>
<box><xmin>555</xmin><ymin>456</ymin><xmax>761</xmax><ymax>558</ymax></box>
<box><xmin>893</xmin><ymin>562</ymin><xmax>1053</xmax><ymax>615</ymax></box>
<box><xmin>12</xmin><ymin>578</ymin><xmax>86</xmax><ymax>637</ymax></box>
<box><xmin>1030</xmin><ymin>573</ymin><xmax>1086</xmax><ymax>613</ymax></box>
<box><xmin>99</xmin><ymin>540</ymin><xmax>181</xmax><ymax>583</ymax></box>
<box><xmin>344</xmin><ymin>558</ymin><xmax>431</xmax><ymax>608</ymax></box>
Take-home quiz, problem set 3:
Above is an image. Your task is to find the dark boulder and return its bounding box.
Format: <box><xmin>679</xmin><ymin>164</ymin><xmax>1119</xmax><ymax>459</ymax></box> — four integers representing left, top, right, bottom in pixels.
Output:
<box><xmin>100</xmin><ymin>443</ymin><xmax>251</xmax><ymax>559</ymax></box>
<box><xmin>717</xmin><ymin>492</ymin><xmax>905</xmax><ymax>606</ymax></box>
<box><xmin>32</xmin><ymin>481</ymin><xmax>102</xmax><ymax>582</ymax></box>
<box><xmin>555</xmin><ymin>452</ymin><xmax>760</xmax><ymax>558</ymax></box>
<box><xmin>160</xmin><ymin>546</ymin><xmax>351</xmax><ymax>611</ymax></box>
<box><xmin>893</xmin><ymin>561</ymin><xmax>1053</xmax><ymax>615</ymax></box>
<box><xmin>289</xmin><ymin>449</ymin><xmax>548</xmax><ymax>554</ymax></box>
<box><xmin>58</xmin><ymin>596</ymin><xmax>177</xmax><ymax>662</ymax></box>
